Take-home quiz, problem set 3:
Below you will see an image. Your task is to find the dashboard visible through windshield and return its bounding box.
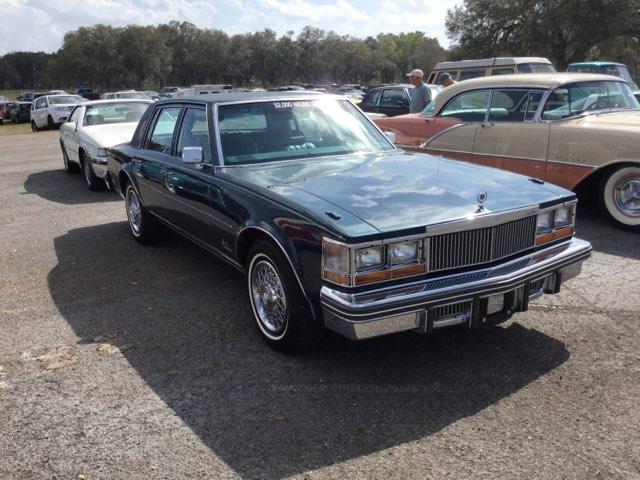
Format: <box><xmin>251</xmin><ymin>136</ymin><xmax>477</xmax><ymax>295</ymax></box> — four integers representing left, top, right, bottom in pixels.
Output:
<box><xmin>217</xmin><ymin>99</ymin><xmax>394</xmax><ymax>165</ymax></box>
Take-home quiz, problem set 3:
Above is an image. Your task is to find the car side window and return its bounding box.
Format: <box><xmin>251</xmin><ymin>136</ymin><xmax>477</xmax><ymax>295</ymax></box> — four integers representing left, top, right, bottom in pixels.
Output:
<box><xmin>364</xmin><ymin>89</ymin><xmax>381</xmax><ymax>106</ymax></box>
<box><xmin>35</xmin><ymin>98</ymin><xmax>46</xmax><ymax>109</ymax></box>
<box><xmin>459</xmin><ymin>69</ymin><xmax>485</xmax><ymax>81</ymax></box>
<box><xmin>380</xmin><ymin>89</ymin><xmax>406</xmax><ymax>107</ymax></box>
<box><xmin>488</xmin><ymin>89</ymin><xmax>530</xmax><ymax>122</ymax></box>
<box><xmin>439</xmin><ymin>90</ymin><xmax>490</xmax><ymax>122</ymax></box>
<box><xmin>146</xmin><ymin>106</ymin><xmax>182</xmax><ymax>154</ymax></box>
<box><xmin>524</xmin><ymin>92</ymin><xmax>544</xmax><ymax>121</ymax></box>
<box><xmin>69</xmin><ymin>107</ymin><xmax>83</xmax><ymax>123</ymax></box>
<box><xmin>176</xmin><ymin>107</ymin><xmax>212</xmax><ymax>163</ymax></box>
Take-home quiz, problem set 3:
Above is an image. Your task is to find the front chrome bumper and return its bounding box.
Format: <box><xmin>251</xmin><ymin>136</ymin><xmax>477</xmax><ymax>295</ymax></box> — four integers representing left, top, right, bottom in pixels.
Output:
<box><xmin>321</xmin><ymin>238</ymin><xmax>591</xmax><ymax>340</ymax></box>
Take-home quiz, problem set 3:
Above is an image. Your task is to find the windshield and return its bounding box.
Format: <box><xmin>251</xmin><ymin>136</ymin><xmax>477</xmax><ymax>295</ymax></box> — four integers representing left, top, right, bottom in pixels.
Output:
<box><xmin>83</xmin><ymin>102</ymin><xmax>150</xmax><ymax>126</ymax></box>
<box><xmin>518</xmin><ymin>63</ymin><xmax>555</xmax><ymax>73</ymax></box>
<box><xmin>542</xmin><ymin>81</ymin><xmax>639</xmax><ymax>120</ymax></box>
<box><xmin>49</xmin><ymin>95</ymin><xmax>84</xmax><ymax>105</ymax></box>
<box><xmin>218</xmin><ymin>99</ymin><xmax>393</xmax><ymax>165</ymax></box>
<box><xmin>116</xmin><ymin>92</ymin><xmax>148</xmax><ymax>99</ymax></box>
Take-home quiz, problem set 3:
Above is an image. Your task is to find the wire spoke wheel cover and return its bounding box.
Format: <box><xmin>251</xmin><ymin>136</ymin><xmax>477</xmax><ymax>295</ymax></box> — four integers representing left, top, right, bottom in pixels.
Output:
<box><xmin>250</xmin><ymin>257</ymin><xmax>288</xmax><ymax>339</ymax></box>
<box><xmin>126</xmin><ymin>188</ymin><xmax>142</xmax><ymax>235</ymax></box>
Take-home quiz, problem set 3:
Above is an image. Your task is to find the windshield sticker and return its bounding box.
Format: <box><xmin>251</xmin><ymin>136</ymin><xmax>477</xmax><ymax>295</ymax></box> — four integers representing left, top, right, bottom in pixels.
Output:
<box><xmin>273</xmin><ymin>101</ymin><xmax>312</xmax><ymax>109</ymax></box>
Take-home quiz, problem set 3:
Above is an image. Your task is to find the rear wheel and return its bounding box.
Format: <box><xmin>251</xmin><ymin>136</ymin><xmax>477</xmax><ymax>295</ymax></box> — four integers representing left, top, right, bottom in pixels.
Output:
<box><xmin>599</xmin><ymin>165</ymin><xmax>640</xmax><ymax>232</ymax></box>
<box><xmin>31</xmin><ymin>120</ymin><xmax>38</xmax><ymax>132</ymax></box>
<box><xmin>125</xmin><ymin>184</ymin><xmax>161</xmax><ymax>244</ymax></box>
<box><xmin>247</xmin><ymin>239</ymin><xmax>322</xmax><ymax>353</ymax></box>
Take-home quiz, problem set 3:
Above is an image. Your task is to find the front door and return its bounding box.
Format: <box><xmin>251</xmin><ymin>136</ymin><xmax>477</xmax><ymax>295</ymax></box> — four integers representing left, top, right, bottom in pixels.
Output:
<box><xmin>163</xmin><ymin>106</ymin><xmax>233</xmax><ymax>250</ymax></box>
<box><xmin>472</xmin><ymin>90</ymin><xmax>548</xmax><ymax>180</ymax></box>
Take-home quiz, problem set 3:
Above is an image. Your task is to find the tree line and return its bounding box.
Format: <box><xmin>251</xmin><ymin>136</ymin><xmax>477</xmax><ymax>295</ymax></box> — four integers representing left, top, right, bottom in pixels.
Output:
<box><xmin>1</xmin><ymin>0</ymin><xmax>639</xmax><ymax>91</ymax></box>
<box><xmin>0</xmin><ymin>23</ymin><xmax>446</xmax><ymax>90</ymax></box>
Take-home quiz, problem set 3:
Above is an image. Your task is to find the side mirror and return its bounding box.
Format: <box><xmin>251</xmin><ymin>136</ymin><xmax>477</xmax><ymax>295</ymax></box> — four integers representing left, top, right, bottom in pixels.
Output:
<box><xmin>384</xmin><ymin>131</ymin><xmax>396</xmax><ymax>143</ymax></box>
<box><xmin>182</xmin><ymin>146</ymin><xmax>203</xmax><ymax>164</ymax></box>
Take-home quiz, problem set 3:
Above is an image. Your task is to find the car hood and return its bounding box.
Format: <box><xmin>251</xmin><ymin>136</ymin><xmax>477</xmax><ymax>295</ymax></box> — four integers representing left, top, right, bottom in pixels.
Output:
<box><xmin>82</xmin><ymin>122</ymin><xmax>138</xmax><ymax>147</ymax></box>
<box><xmin>228</xmin><ymin>151</ymin><xmax>572</xmax><ymax>238</ymax></box>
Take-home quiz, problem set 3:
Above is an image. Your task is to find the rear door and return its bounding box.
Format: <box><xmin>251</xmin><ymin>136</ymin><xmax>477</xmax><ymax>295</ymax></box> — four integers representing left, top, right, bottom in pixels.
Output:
<box><xmin>135</xmin><ymin>105</ymin><xmax>182</xmax><ymax>216</ymax></box>
<box><xmin>32</xmin><ymin>97</ymin><xmax>46</xmax><ymax>127</ymax></box>
<box><xmin>472</xmin><ymin>89</ymin><xmax>549</xmax><ymax>179</ymax></box>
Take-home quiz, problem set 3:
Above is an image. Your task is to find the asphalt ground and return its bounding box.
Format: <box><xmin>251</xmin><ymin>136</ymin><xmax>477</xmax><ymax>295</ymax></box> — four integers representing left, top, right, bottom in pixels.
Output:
<box><xmin>1</xmin><ymin>131</ymin><xmax>639</xmax><ymax>479</ymax></box>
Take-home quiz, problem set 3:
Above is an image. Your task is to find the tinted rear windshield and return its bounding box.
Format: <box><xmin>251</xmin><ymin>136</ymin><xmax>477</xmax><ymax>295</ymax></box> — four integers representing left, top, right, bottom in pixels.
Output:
<box><xmin>518</xmin><ymin>63</ymin><xmax>555</xmax><ymax>73</ymax></box>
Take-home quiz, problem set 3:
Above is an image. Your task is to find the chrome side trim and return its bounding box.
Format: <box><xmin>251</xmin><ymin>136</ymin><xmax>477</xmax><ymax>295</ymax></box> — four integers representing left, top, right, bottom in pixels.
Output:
<box><xmin>423</xmin><ymin>122</ymin><xmax>471</xmax><ymax>146</ymax></box>
<box><xmin>236</xmin><ymin>225</ymin><xmax>317</xmax><ymax>320</ymax></box>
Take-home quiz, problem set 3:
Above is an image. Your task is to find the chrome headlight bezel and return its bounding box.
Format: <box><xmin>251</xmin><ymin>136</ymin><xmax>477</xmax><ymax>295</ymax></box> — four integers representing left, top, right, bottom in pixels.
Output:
<box><xmin>322</xmin><ymin>236</ymin><xmax>426</xmax><ymax>287</ymax></box>
<box><xmin>535</xmin><ymin>201</ymin><xmax>576</xmax><ymax>245</ymax></box>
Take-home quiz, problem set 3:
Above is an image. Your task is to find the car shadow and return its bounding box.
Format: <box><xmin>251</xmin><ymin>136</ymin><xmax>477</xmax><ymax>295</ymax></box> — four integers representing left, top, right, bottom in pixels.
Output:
<box><xmin>23</xmin><ymin>169</ymin><xmax>118</xmax><ymax>205</ymax></box>
<box><xmin>48</xmin><ymin>222</ymin><xmax>569</xmax><ymax>479</ymax></box>
<box><xmin>575</xmin><ymin>203</ymin><xmax>639</xmax><ymax>260</ymax></box>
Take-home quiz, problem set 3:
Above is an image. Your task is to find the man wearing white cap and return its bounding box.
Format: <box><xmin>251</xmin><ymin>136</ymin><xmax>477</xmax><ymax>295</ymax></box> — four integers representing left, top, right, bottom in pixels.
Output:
<box><xmin>406</xmin><ymin>68</ymin><xmax>431</xmax><ymax>113</ymax></box>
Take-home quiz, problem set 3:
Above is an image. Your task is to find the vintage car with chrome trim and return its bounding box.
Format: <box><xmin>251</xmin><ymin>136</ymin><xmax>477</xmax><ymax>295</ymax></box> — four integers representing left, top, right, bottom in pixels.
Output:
<box><xmin>374</xmin><ymin>73</ymin><xmax>640</xmax><ymax>231</ymax></box>
<box><xmin>106</xmin><ymin>92</ymin><xmax>591</xmax><ymax>353</ymax></box>
<box><xmin>59</xmin><ymin>99</ymin><xmax>152</xmax><ymax>190</ymax></box>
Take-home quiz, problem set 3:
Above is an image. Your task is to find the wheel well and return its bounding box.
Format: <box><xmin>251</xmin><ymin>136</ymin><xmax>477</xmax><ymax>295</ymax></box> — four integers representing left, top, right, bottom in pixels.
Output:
<box><xmin>118</xmin><ymin>171</ymin><xmax>130</xmax><ymax>193</ymax></box>
<box><xmin>574</xmin><ymin>162</ymin><xmax>639</xmax><ymax>204</ymax></box>
<box><xmin>78</xmin><ymin>147</ymin><xmax>86</xmax><ymax>165</ymax></box>
<box><xmin>236</xmin><ymin>228</ymin><xmax>272</xmax><ymax>267</ymax></box>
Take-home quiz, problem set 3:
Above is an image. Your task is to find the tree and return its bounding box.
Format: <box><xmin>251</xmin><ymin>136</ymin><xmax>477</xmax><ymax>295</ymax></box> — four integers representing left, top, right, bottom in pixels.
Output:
<box><xmin>446</xmin><ymin>0</ymin><xmax>640</xmax><ymax>69</ymax></box>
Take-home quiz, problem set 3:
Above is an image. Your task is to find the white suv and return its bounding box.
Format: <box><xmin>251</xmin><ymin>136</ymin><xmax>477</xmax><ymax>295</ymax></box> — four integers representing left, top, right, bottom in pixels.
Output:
<box><xmin>31</xmin><ymin>94</ymin><xmax>84</xmax><ymax>131</ymax></box>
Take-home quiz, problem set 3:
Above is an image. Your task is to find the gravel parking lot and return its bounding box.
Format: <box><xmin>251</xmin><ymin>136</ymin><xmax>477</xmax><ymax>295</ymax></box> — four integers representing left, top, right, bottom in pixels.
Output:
<box><xmin>1</xmin><ymin>131</ymin><xmax>639</xmax><ymax>479</ymax></box>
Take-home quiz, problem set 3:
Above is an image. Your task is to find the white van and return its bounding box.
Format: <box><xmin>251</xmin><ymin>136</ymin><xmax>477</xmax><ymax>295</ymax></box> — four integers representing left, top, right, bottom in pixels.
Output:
<box><xmin>427</xmin><ymin>57</ymin><xmax>555</xmax><ymax>84</ymax></box>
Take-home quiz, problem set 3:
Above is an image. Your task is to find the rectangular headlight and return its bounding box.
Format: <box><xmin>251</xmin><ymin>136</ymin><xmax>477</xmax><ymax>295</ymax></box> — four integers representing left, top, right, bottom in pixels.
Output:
<box><xmin>554</xmin><ymin>205</ymin><xmax>573</xmax><ymax>227</ymax></box>
<box><xmin>536</xmin><ymin>211</ymin><xmax>554</xmax><ymax>234</ymax></box>
<box><xmin>387</xmin><ymin>240</ymin><xmax>418</xmax><ymax>264</ymax></box>
<box><xmin>355</xmin><ymin>246</ymin><xmax>383</xmax><ymax>270</ymax></box>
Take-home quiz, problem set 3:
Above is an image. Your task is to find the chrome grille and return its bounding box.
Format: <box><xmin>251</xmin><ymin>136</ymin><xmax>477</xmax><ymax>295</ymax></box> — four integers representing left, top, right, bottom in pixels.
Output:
<box><xmin>428</xmin><ymin>215</ymin><xmax>536</xmax><ymax>272</ymax></box>
<box><xmin>432</xmin><ymin>301</ymin><xmax>471</xmax><ymax>321</ymax></box>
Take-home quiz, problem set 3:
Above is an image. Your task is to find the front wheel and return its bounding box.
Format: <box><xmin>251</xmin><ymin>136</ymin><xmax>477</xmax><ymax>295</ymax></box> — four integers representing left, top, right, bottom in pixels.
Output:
<box><xmin>247</xmin><ymin>240</ymin><xmax>322</xmax><ymax>353</ymax></box>
<box><xmin>60</xmin><ymin>142</ymin><xmax>78</xmax><ymax>173</ymax></box>
<box><xmin>82</xmin><ymin>156</ymin><xmax>104</xmax><ymax>191</ymax></box>
<box><xmin>47</xmin><ymin>115</ymin><xmax>56</xmax><ymax>129</ymax></box>
<box><xmin>31</xmin><ymin>120</ymin><xmax>38</xmax><ymax>132</ymax></box>
<box><xmin>599</xmin><ymin>165</ymin><xmax>640</xmax><ymax>232</ymax></box>
<box><xmin>125</xmin><ymin>184</ymin><xmax>161</xmax><ymax>244</ymax></box>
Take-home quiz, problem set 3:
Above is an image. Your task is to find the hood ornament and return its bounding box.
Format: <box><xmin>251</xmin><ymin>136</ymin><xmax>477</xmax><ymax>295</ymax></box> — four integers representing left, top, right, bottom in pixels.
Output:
<box><xmin>476</xmin><ymin>192</ymin><xmax>488</xmax><ymax>213</ymax></box>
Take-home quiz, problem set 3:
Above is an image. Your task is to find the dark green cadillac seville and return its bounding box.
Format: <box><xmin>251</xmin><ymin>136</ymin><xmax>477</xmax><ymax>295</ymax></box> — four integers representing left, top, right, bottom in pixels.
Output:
<box><xmin>106</xmin><ymin>92</ymin><xmax>592</xmax><ymax>353</ymax></box>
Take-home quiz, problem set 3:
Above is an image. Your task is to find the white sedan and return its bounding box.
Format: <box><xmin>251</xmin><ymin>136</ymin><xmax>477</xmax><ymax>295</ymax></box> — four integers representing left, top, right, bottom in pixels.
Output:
<box><xmin>59</xmin><ymin>99</ymin><xmax>152</xmax><ymax>190</ymax></box>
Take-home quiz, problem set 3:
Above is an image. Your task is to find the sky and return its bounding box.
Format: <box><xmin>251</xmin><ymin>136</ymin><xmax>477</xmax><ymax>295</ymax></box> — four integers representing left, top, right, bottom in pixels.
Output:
<box><xmin>0</xmin><ymin>0</ymin><xmax>463</xmax><ymax>54</ymax></box>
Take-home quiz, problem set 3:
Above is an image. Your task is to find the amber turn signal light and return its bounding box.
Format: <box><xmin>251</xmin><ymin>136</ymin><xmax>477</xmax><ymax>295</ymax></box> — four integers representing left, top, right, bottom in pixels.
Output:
<box><xmin>535</xmin><ymin>226</ymin><xmax>574</xmax><ymax>246</ymax></box>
